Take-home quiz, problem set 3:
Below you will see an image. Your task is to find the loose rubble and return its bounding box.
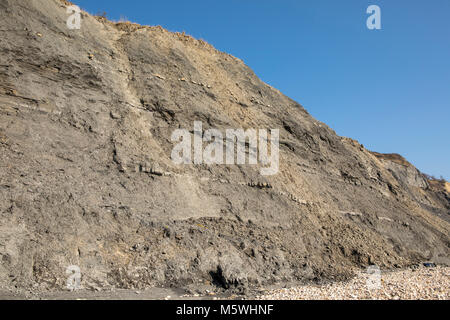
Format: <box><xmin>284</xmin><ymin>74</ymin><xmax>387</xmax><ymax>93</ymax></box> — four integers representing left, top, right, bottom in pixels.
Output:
<box><xmin>256</xmin><ymin>266</ymin><xmax>450</xmax><ymax>300</ymax></box>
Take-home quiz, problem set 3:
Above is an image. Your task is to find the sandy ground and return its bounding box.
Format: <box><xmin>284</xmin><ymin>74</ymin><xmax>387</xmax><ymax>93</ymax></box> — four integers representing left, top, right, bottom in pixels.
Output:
<box><xmin>256</xmin><ymin>266</ymin><xmax>449</xmax><ymax>300</ymax></box>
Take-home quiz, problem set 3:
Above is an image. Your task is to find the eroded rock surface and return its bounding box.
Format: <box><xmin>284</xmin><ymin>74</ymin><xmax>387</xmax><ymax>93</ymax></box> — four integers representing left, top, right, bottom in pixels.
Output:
<box><xmin>0</xmin><ymin>0</ymin><xmax>448</xmax><ymax>292</ymax></box>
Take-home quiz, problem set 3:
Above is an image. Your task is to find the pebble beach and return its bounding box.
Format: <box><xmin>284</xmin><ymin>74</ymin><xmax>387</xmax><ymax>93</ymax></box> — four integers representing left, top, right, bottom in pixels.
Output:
<box><xmin>256</xmin><ymin>266</ymin><xmax>450</xmax><ymax>300</ymax></box>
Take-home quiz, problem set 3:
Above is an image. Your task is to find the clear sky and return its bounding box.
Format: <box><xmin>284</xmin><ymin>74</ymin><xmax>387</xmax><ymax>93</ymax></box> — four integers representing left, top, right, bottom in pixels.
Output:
<box><xmin>73</xmin><ymin>0</ymin><xmax>450</xmax><ymax>180</ymax></box>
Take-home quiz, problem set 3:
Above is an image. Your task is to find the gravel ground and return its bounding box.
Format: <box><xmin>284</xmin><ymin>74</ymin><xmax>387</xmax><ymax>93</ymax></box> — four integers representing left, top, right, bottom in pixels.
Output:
<box><xmin>256</xmin><ymin>266</ymin><xmax>450</xmax><ymax>300</ymax></box>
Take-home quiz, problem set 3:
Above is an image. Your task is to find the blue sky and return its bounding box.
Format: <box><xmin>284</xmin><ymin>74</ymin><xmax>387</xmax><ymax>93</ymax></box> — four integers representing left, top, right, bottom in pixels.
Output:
<box><xmin>74</xmin><ymin>0</ymin><xmax>450</xmax><ymax>179</ymax></box>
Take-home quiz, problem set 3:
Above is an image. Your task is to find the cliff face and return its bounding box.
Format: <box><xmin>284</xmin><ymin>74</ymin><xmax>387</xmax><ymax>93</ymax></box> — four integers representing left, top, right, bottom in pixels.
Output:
<box><xmin>0</xmin><ymin>0</ymin><xmax>448</xmax><ymax>292</ymax></box>
<box><xmin>371</xmin><ymin>152</ymin><xmax>428</xmax><ymax>188</ymax></box>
